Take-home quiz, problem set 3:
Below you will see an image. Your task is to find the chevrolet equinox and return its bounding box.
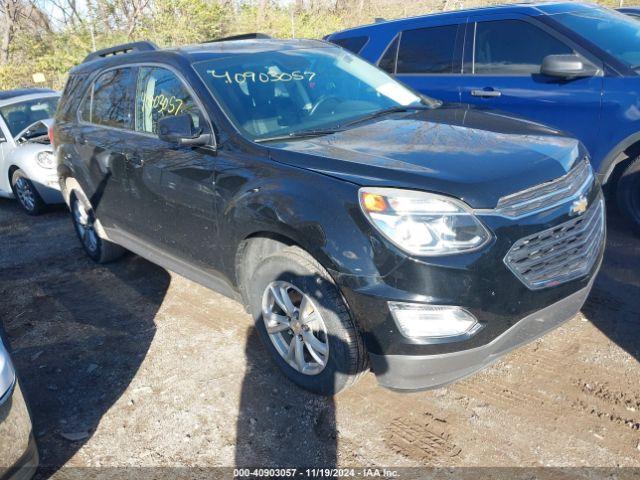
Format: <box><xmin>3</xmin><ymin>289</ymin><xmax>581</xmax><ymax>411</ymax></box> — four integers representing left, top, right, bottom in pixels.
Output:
<box><xmin>53</xmin><ymin>36</ymin><xmax>605</xmax><ymax>395</ymax></box>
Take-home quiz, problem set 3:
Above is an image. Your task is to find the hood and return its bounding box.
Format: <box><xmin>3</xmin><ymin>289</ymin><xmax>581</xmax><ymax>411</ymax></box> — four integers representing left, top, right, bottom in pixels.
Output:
<box><xmin>267</xmin><ymin>106</ymin><xmax>583</xmax><ymax>208</ymax></box>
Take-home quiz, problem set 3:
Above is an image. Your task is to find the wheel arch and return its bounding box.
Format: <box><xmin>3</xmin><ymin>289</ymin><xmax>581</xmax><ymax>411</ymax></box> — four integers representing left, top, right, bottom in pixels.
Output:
<box><xmin>235</xmin><ymin>232</ymin><xmax>306</xmax><ymax>307</ymax></box>
<box><xmin>8</xmin><ymin>165</ymin><xmax>19</xmax><ymax>186</ymax></box>
<box><xmin>599</xmin><ymin>132</ymin><xmax>640</xmax><ymax>186</ymax></box>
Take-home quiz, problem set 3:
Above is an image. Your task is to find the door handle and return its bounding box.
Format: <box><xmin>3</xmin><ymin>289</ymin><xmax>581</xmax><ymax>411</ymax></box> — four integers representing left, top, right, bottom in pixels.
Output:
<box><xmin>471</xmin><ymin>89</ymin><xmax>502</xmax><ymax>98</ymax></box>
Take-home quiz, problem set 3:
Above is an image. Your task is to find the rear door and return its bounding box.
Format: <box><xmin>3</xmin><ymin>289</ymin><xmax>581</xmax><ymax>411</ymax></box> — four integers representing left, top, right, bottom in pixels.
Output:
<box><xmin>130</xmin><ymin>65</ymin><xmax>220</xmax><ymax>274</ymax></box>
<box><xmin>378</xmin><ymin>20</ymin><xmax>466</xmax><ymax>104</ymax></box>
<box><xmin>460</xmin><ymin>15</ymin><xmax>604</xmax><ymax>156</ymax></box>
<box><xmin>75</xmin><ymin>67</ymin><xmax>140</xmax><ymax>231</ymax></box>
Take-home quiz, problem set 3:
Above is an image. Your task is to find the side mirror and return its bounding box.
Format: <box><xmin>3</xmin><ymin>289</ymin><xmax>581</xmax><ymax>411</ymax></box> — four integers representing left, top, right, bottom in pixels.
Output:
<box><xmin>157</xmin><ymin>114</ymin><xmax>212</xmax><ymax>147</ymax></box>
<box><xmin>541</xmin><ymin>54</ymin><xmax>600</xmax><ymax>79</ymax></box>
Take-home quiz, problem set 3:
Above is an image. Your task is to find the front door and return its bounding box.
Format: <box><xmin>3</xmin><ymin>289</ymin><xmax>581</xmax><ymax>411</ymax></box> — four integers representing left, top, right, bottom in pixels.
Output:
<box><xmin>129</xmin><ymin>65</ymin><xmax>220</xmax><ymax>275</ymax></box>
<box><xmin>459</xmin><ymin>16</ymin><xmax>604</xmax><ymax>158</ymax></box>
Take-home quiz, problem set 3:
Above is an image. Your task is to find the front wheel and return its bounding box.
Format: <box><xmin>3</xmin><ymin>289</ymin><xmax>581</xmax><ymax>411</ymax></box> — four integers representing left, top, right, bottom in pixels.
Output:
<box><xmin>70</xmin><ymin>191</ymin><xmax>125</xmax><ymax>263</ymax></box>
<box><xmin>246</xmin><ymin>246</ymin><xmax>367</xmax><ymax>395</ymax></box>
<box><xmin>11</xmin><ymin>169</ymin><xmax>45</xmax><ymax>215</ymax></box>
<box><xmin>616</xmin><ymin>157</ymin><xmax>640</xmax><ymax>236</ymax></box>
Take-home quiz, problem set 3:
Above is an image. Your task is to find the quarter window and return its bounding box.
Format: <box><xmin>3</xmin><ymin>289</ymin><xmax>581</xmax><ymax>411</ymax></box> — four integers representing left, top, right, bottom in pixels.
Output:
<box><xmin>396</xmin><ymin>25</ymin><xmax>458</xmax><ymax>74</ymax></box>
<box><xmin>378</xmin><ymin>35</ymin><xmax>399</xmax><ymax>73</ymax></box>
<box><xmin>474</xmin><ymin>20</ymin><xmax>573</xmax><ymax>75</ymax></box>
<box><xmin>135</xmin><ymin>67</ymin><xmax>203</xmax><ymax>135</ymax></box>
<box><xmin>331</xmin><ymin>36</ymin><xmax>368</xmax><ymax>54</ymax></box>
<box><xmin>89</xmin><ymin>68</ymin><xmax>135</xmax><ymax>129</ymax></box>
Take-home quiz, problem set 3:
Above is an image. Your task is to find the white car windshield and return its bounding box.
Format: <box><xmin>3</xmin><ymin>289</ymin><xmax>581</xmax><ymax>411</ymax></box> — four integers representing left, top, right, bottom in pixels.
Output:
<box><xmin>0</xmin><ymin>97</ymin><xmax>58</xmax><ymax>138</ymax></box>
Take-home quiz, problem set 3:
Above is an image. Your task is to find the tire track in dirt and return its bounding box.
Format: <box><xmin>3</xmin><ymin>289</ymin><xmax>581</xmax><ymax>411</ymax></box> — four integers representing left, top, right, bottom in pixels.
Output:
<box><xmin>453</xmin><ymin>376</ymin><xmax>558</xmax><ymax>415</ymax></box>
<box><xmin>383</xmin><ymin>413</ymin><xmax>461</xmax><ymax>465</ymax></box>
<box><xmin>508</xmin><ymin>341</ymin><xmax>582</xmax><ymax>378</ymax></box>
<box><xmin>453</xmin><ymin>372</ymin><xmax>640</xmax><ymax>457</ymax></box>
<box><xmin>572</xmin><ymin>379</ymin><xmax>640</xmax><ymax>431</ymax></box>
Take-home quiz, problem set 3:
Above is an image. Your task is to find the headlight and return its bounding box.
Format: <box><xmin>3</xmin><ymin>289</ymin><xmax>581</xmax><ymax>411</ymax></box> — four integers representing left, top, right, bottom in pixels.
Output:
<box><xmin>359</xmin><ymin>187</ymin><xmax>491</xmax><ymax>256</ymax></box>
<box><xmin>36</xmin><ymin>151</ymin><xmax>55</xmax><ymax>169</ymax></box>
<box><xmin>0</xmin><ymin>339</ymin><xmax>16</xmax><ymax>402</ymax></box>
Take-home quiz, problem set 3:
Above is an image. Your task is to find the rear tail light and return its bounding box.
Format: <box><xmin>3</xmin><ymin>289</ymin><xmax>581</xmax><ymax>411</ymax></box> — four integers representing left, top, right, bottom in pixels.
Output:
<box><xmin>48</xmin><ymin>124</ymin><xmax>55</xmax><ymax>148</ymax></box>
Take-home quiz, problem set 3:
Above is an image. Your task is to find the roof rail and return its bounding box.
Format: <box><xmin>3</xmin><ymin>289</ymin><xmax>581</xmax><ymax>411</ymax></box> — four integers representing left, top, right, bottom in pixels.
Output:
<box><xmin>374</xmin><ymin>17</ymin><xmax>386</xmax><ymax>23</ymax></box>
<box><xmin>82</xmin><ymin>41</ymin><xmax>158</xmax><ymax>64</ymax></box>
<box><xmin>207</xmin><ymin>33</ymin><xmax>271</xmax><ymax>43</ymax></box>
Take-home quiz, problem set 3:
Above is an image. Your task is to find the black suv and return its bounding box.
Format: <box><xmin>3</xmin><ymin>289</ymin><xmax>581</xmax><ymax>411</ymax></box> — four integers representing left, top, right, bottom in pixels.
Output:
<box><xmin>54</xmin><ymin>37</ymin><xmax>605</xmax><ymax>395</ymax></box>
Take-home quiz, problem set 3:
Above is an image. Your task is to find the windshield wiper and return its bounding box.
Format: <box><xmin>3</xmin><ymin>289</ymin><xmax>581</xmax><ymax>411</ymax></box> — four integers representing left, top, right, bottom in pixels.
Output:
<box><xmin>255</xmin><ymin>127</ymin><xmax>343</xmax><ymax>143</ymax></box>
<box><xmin>340</xmin><ymin>104</ymin><xmax>432</xmax><ymax>129</ymax></box>
<box><xmin>254</xmin><ymin>102</ymin><xmax>438</xmax><ymax>143</ymax></box>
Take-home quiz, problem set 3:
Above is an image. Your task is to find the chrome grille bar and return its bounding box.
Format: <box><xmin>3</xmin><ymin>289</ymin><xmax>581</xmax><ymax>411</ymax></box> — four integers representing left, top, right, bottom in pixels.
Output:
<box><xmin>493</xmin><ymin>158</ymin><xmax>593</xmax><ymax>219</ymax></box>
<box><xmin>504</xmin><ymin>197</ymin><xmax>604</xmax><ymax>290</ymax></box>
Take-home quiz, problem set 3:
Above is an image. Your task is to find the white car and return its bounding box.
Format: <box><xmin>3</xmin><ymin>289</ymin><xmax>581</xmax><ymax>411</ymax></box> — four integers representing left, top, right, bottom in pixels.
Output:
<box><xmin>0</xmin><ymin>89</ymin><xmax>62</xmax><ymax>215</ymax></box>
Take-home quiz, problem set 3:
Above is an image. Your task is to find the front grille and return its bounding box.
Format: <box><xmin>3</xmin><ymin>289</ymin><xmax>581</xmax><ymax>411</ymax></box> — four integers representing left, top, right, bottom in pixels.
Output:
<box><xmin>504</xmin><ymin>196</ymin><xmax>604</xmax><ymax>290</ymax></box>
<box><xmin>495</xmin><ymin>158</ymin><xmax>593</xmax><ymax>218</ymax></box>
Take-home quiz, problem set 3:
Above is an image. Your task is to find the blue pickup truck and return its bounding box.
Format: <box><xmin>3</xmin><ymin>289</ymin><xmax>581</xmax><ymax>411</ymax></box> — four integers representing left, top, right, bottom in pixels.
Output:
<box><xmin>326</xmin><ymin>2</ymin><xmax>640</xmax><ymax>232</ymax></box>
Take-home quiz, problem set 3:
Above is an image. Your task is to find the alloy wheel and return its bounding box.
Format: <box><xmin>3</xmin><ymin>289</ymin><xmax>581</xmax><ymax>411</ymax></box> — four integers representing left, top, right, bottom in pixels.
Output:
<box><xmin>261</xmin><ymin>280</ymin><xmax>329</xmax><ymax>375</ymax></box>
<box><xmin>73</xmin><ymin>198</ymin><xmax>99</xmax><ymax>254</ymax></box>
<box><xmin>15</xmin><ymin>178</ymin><xmax>36</xmax><ymax>212</ymax></box>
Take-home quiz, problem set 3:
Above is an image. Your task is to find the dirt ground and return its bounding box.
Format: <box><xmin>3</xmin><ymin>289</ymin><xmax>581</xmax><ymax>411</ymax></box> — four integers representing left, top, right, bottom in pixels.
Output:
<box><xmin>0</xmin><ymin>196</ymin><xmax>639</xmax><ymax>476</ymax></box>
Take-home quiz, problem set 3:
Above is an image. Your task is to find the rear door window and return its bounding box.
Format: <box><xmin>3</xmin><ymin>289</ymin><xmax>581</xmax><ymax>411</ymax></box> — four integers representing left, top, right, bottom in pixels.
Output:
<box><xmin>87</xmin><ymin>68</ymin><xmax>136</xmax><ymax>129</ymax></box>
<box><xmin>330</xmin><ymin>36</ymin><xmax>368</xmax><ymax>54</ymax></box>
<box><xmin>473</xmin><ymin>20</ymin><xmax>573</xmax><ymax>75</ymax></box>
<box><xmin>396</xmin><ymin>25</ymin><xmax>458</xmax><ymax>74</ymax></box>
<box><xmin>135</xmin><ymin>66</ymin><xmax>205</xmax><ymax>135</ymax></box>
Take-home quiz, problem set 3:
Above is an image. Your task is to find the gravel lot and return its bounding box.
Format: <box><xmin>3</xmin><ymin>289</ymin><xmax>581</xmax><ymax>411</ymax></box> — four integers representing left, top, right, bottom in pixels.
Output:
<box><xmin>0</xmin><ymin>197</ymin><xmax>639</xmax><ymax>476</ymax></box>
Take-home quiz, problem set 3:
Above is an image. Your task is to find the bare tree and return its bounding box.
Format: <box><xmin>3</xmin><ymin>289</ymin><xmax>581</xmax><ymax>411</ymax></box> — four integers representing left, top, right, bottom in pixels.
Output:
<box><xmin>0</xmin><ymin>0</ymin><xmax>21</xmax><ymax>63</ymax></box>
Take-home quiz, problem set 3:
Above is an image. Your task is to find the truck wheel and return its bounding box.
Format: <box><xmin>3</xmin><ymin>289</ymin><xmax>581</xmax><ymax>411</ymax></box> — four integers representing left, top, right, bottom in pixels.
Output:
<box><xmin>616</xmin><ymin>157</ymin><xmax>640</xmax><ymax>235</ymax></box>
<box><xmin>246</xmin><ymin>246</ymin><xmax>367</xmax><ymax>395</ymax></box>
<box><xmin>70</xmin><ymin>191</ymin><xmax>125</xmax><ymax>263</ymax></box>
<box><xmin>11</xmin><ymin>169</ymin><xmax>45</xmax><ymax>215</ymax></box>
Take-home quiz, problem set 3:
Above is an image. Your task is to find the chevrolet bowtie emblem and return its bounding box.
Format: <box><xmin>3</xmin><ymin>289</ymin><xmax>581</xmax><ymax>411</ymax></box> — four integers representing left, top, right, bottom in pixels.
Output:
<box><xmin>570</xmin><ymin>196</ymin><xmax>588</xmax><ymax>216</ymax></box>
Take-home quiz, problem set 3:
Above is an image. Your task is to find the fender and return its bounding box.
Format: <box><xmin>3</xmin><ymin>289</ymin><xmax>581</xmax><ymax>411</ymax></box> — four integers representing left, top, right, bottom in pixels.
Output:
<box><xmin>217</xmin><ymin>162</ymin><xmax>406</xmax><ymax>284</ymax></box>
<box><xmin>598</xmin><ymin>131</ymin><xmax>640</xmax><ymax>184</ymax></box>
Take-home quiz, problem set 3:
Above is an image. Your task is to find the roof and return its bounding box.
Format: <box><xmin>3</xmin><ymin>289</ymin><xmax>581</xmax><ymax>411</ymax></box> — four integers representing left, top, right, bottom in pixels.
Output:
<box><xmin>0</xmin><ymin>88</ymin><xmax>57</xmax><ymax>102</ymax></box>
<box><xmin>328</xmin><ymin>1</ymin><xmax>598</xmax><ymax>38</ymax></box>
<box><xmin>71</xmin><ymin>38</ymin><xmax>332</xmax><ymax>74</ymax></box>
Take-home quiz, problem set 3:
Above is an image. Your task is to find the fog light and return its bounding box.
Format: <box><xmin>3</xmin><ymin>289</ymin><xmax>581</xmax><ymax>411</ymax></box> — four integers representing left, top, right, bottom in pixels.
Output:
<box><xmin>388</xmin><ymin>302</ymin><xmax>481</xmax><ymax>340</ymax></box>
<box><xmin>0</xmin><ymin>339</ymin><xmax>16</xmax><ymax>402</ymax></box>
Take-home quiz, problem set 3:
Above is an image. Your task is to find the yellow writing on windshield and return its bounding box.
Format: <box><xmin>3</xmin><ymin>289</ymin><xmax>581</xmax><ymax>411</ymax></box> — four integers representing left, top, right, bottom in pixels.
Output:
<box><xmin>208</xmin><ymin>70</ymin><xmax>317</xmax><ymax>84</ymax></box>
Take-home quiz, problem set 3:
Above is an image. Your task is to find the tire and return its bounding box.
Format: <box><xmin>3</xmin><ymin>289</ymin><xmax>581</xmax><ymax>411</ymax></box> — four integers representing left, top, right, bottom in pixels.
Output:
<box><xmin>246</xmin><ymin>245</ymin><xmax>367</xmax><ymax>395</ymax></box>
<box><xmin>69</xmin><ymin>190</ymin><xmax>125</xmax><ymax>263</ymax></box>
<box><xmin>11</xmin><ymin>169</ymin><xmax>46</xmax><ymax>215</ymax></box>
<box><xmin>616</xmin><ymin>156</ymin><xmax>640</xmax><ymax>236</ymax></box>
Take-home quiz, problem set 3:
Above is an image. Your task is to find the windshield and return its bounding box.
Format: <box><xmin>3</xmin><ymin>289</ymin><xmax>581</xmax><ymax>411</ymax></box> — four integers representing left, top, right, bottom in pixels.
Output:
<box><xmin>194</xmin><ymin>47</ymin><xmax>434</xmax><ymax>140</ymax></box>
<box><xmin>553</xmin><ymin>7</ymin><xmax>640</xmax><ymax>68</ymax></box>
<box><xmin>0</xmin><ymin>96</ymin><xmax>58</xmax><ymax>138</ymax></box>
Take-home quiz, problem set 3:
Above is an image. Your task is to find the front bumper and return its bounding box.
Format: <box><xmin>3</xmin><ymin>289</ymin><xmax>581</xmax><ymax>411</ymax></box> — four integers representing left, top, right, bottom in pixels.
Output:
<box><xmin>335</xmin><ymin>182</ymin><xmax>604</xmax><ymax>391</ymax></box>
<box><xmin>0</xmin><ymin>381</ymin><xmax>38</xmax><ymax>480</ymax></box>
<box><xmin>31</xmin><ymin>174</ymin><xmax>63</xmax><ymax>205</ymax></box>
<box><xmin>368</xmin><ymin>281</ymin><xmax>592</xmax><ymax>391</ymax></box>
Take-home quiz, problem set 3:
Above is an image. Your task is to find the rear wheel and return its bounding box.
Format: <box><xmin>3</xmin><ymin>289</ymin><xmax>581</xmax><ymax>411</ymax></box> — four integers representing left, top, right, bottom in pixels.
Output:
<box><xmin>616</xmin><ymin>156</ymin><xmax>640</xmax><ymax>235</ymax></box>
<box><xmin>70</xmin><ymin>191</ymin><xmax>125</xmax><ymax>263</ymax></box>
<box><xmin>246</xmin><ymin>245</ymin><xmax>367</xmax><ymax>395</ymax></box>
<box><xmin>11</xmin><ymin>169</ymin><xmax>45</xmax><ymax>215</ymax></box>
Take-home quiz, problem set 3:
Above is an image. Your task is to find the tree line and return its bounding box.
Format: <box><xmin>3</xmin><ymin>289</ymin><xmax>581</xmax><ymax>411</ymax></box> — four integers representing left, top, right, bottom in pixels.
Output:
<box><xmin>0</xmin><ymin>0</ymin><xmax>619</xmax><ymax>90</ymax></box>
